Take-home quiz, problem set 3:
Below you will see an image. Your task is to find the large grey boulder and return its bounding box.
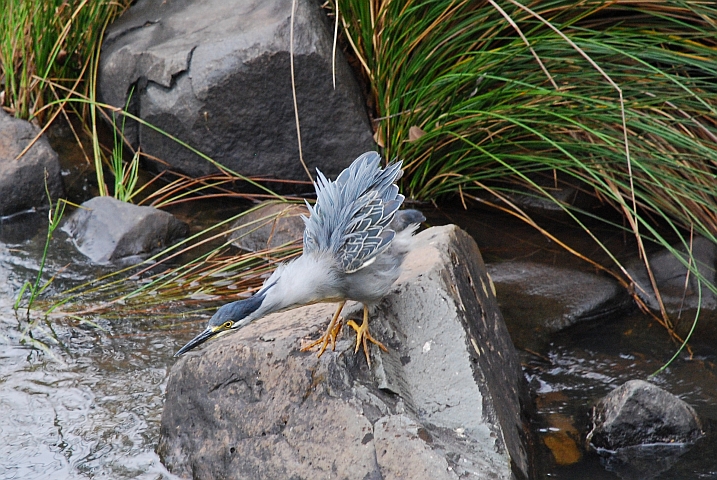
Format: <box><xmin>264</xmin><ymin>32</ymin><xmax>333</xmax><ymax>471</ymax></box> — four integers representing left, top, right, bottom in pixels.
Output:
<box><xmin>158</xmin><ymin>225</ymin><xmax>531</xmax><ymax>479</ymax></box>
<box><xmin>98</xmin><ymin>0</ymin><xmax>375</xmax><ymax>191</ymax></box>
<box><xmin>62</xmin><ymin>196</ymin><xmax>189</xmax><ymax>264</ymax></box>
<box><xmin>0</xmin><ymin>109</ymin><xmax>64</xmax><ymax>216</ymax></box>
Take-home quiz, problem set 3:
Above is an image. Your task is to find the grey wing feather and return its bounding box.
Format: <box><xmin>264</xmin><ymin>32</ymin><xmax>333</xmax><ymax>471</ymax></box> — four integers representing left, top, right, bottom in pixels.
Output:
<box><xmin>302</xmin><ymin>151</ymin><xmax>406</xmax><ymax>273</ymax></box>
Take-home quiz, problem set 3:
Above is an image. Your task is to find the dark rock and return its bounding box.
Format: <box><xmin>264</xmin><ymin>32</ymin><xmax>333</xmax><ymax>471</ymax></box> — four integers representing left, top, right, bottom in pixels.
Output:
<box><xmin>626</xmin><ymin>236</ymin><xmax>717</xmax><ymax>313</ymax></box>
<box><xmin>98</xmin><ymin>0</ymin><xmax>375</xmax><ymax>192</ymax></box>
<box><xmin>587</xmin><ymin>379</ymin><xmax>703</xmax><ymax>450</ymax></box>
<box><xmin>487</xmin><ymin>261</ymin><xmax>633</xmax><ymax>350</ymax></box>
<box><xmin>158</xmin><ymin>225</ymin><xmax>530</xmax><ymax>480</ymax></box>
<box><xmin>229</xmin><ymin>202</ymin><xmax>307</xmax><ymax>252</ymax></box>
<box><xmin>45</xmin><ymin>118</ymin><xmax>100</xmax><ymax>204</ymax></box>
<box><xmin>62</xmin><ymin>196</ymin><xmax>189</xmax><ymax>263</ymax></box>
<box><xmin>0</xmin><ymin>109</ymin><xmax>64</xmax><ymax>216</ymax></box>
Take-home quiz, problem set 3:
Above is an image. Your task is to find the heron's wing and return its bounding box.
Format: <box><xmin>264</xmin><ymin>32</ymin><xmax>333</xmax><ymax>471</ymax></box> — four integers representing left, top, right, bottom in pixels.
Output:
<box><xmin>302</xmin><ymin>151</ymin><xmax>405</xmax><ymax>273</ymax></box>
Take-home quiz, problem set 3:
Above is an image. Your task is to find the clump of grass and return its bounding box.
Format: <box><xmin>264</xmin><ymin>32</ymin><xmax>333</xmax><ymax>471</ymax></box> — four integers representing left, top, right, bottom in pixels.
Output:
<box><xmin>107</xmin><ymin>90</ymin><xmax>143</xmax><ymax>202</ymax></box>
<box><xmin>336</xmin><ymin>0</ymin><xmax>717</xmax><ymax>332</ymax></box>
<box><xmin>0</xmin><ymin>0</ymin><xmax>131</xmax><ymax>121</ymax></box>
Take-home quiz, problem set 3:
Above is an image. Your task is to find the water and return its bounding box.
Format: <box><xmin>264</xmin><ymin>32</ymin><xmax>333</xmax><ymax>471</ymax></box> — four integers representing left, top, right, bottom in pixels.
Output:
<box><xmin>1</xmin><ymin>199</ymin><xmax>715</xmax><ymax>478</ymax></box>
<box><xmin>0</xmin><ymin>210</ymin><xmax>193</xmax><ymax>479</ymax></box>
<box><xmin>527</xmin><ymin>315</ymin><xmax>717</xmax><ymax>479</ymax></box>
<box><xmin>425</xmin><ymin>206</ymin><xmax>717</xmax><ymax>479</ymax></box>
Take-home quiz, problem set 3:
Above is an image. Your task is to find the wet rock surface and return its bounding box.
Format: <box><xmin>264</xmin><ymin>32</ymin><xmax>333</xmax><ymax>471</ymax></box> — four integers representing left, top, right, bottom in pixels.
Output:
<box><xmin>62</xmin><ymin>196</ymin><xmax>189</xmax><ymax>264</ymax></box>
<box><xmin>158</xmin><ymin>225</ymin><xmax>531</xmax><ymax>479</ymax></box>
<box><xmin>499</xmin><ymin>174</ymin><xmax>602</xmax><ymax>218</ymax></box>
<box><xmin>487</xmin><ymin>261</ymin><xmax>633</xmax><ymax>350</ymax></box>
<box><xmin>98</xmin><ymin>0</ymin><xmax>374</xmax><ymax>191</ymax></box>
<box><xmin>0</xmin><ymin>109</ymin><xmax>64</xmax><ymax>216</ymax></box>
<box><xmin>587</xmin><ymin>379</ymin><xmax>703</xmax><ymax>450</ymax></box>
<box><xmin>625</xmin><ymin>236</ymin><xmax>717</xmax><ymax>342</ymax></box>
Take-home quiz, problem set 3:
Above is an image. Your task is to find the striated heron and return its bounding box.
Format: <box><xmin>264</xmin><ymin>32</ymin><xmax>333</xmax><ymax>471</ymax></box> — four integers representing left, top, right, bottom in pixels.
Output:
<box><xmin>174</xmin><ymin>151</ymin><xmax>424</xmax><ymax>365</ymax></box>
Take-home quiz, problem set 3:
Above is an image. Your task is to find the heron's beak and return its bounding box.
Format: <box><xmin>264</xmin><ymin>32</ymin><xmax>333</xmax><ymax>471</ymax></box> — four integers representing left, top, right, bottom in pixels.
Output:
<box><xmin>174</xmin><ymin>327</ymin><xmax>222</xmax><ymax>357</ymax></box>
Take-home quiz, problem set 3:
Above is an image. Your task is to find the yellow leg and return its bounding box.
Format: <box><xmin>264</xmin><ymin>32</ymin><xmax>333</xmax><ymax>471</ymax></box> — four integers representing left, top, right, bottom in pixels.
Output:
<box><xmin>300</xmin><ymin>301</ymin><xmax>346</xmax><ymax>358</ymax></box>
<box><xmin>346</xmin><ymin>304</ymin><xmax>388</xmax><ymax>367</ymax></box>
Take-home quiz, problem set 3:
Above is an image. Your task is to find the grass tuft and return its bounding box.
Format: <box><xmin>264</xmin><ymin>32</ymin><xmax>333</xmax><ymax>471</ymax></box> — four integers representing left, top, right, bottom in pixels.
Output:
<box><xmin>337</xmin><ymin>1</ymin><xmax>717</xmax><ymax>300</ymax></box>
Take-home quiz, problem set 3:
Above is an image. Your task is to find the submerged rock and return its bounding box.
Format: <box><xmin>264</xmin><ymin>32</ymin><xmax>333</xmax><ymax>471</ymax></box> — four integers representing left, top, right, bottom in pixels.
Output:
<box><xmin>487</xmin><ymin>261</ymin><xmax>633</xmax><ymax>350</ymax></box>
<box><xmin>587</xmin><ymin>379</ymin><xmax>703</xmax><ymax>450</ymax></box>
<box><xmin>0</xmin><ymin>109</ymin><xmax>64</xmax><ymax>216</ymax></box>
<box><xmin>229</xmin><ymin>202</ymin><xmax>308</xmax><ymax>252</ymax></box>
<box><xmin>98</xmin><ymin>0</ymin><xmax>374</xmax><ymax>192</ymax></box>
<box><xmin>158</xmin><ymin>225</ymin><xmax>531</xmax><ymax>479</ymax></box>
<box><xmin>62</xmin><ymin>196</ymin><xmax>189</xmax><ymax>264</ymax></box>
<box><xmin>627</xmin><ymin>236</ymin><xmax>717</xmax><ymax>313</ymax></box>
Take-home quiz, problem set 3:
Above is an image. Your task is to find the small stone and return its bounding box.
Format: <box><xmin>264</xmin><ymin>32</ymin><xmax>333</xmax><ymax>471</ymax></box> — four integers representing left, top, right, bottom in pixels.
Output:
<box><xmin>587</xmin><ymin>379</ymin><xmax>703</xmax><ymax>450</ymax></box>
<box><xmin>62</xmin><ymin>196</ymin><xmax>189</xmax><ymax>263</ymax></box>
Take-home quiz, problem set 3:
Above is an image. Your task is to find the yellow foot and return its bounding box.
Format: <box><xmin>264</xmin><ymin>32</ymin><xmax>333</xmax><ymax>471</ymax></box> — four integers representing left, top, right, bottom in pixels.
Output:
<box><xmin>346</xmin><ymin>305</ymin><xmax>388</xmax><ymax>368</ymax></box>
<box><xmin>300</xmin><ymin>318</ymin><xmax>343</xmax><ymax>357</ymax></box>
<box><xmin>300</xmin><ymin>301</ymin><xmax>345</xmax><ymax>358</ymax></box>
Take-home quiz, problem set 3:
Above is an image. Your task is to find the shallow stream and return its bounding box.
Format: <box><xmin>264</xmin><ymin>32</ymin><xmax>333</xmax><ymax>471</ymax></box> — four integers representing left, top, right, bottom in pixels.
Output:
<box><xmin>0</xmin><ymin>197</ymin><xmax>715</xmax><ymax>479</ymax></box>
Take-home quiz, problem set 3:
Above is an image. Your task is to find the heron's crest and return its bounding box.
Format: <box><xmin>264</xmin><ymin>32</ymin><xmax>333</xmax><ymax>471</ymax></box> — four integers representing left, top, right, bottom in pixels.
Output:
<box><xmin>303</xmin><ymin>152</ymin><xmax>405</xmax><ymax>273</ymax></box>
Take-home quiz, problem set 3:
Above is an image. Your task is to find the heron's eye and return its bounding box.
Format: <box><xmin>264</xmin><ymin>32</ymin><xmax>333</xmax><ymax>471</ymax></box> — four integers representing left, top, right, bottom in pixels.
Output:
<box><xmin>223</xmin><ymin>321</ymin><xmax>233</xmax><ymax>329</ymax></box>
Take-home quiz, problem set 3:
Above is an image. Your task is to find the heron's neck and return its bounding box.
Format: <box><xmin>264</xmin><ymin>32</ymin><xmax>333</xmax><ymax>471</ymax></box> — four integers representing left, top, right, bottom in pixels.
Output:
<box><xmin>250</xmin><ymin>253</ymin><xmax>339</xmax><ymax>320</ymax></box>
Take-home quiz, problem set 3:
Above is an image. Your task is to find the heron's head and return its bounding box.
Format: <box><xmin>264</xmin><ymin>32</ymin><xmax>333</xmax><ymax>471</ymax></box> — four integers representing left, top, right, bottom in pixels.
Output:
<box><xmin>174</xmin><ymin>293</ymin><xmax>265</xmax><ymax>357</ymax></box>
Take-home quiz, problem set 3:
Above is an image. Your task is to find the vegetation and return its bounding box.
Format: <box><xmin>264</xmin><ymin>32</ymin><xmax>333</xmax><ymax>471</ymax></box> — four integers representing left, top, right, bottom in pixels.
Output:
<box><xmin>0</xmin><ymin>0</ymin><xmax>131</xmax><ymax>121</ymax></box>
<box><xmin>13</xmin><ymin>184</ymin><xmax>70</xmax><ymax>315</ymax></box>
<box><xmin>45</xmin><ymin>202</ymin><xmax>302</xmax><ymax>320</ymax></box>
<box><xmin>1</xmin><ymin>1</ymin><xmax>296</xmax><ymax>334</ymax></box>
<box><xmin>335</xmin><ymin>0</ymin><xmax>717</xmax><ymax>334</ymax></box>
<box><xmin>0</xmin><ymin>0</ymin><xmax>135</xmax><ymax>198</ymax></box>
<box><xmin>108</xmin><ymin>90</ymin><xmax>143</xmax><ymax>202</ymax></box>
